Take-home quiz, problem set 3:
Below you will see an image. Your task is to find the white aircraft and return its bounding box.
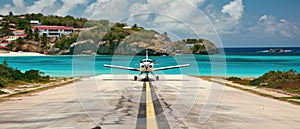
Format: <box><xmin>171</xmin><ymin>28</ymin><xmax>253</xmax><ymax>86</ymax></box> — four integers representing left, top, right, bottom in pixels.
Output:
<box><xmin>104</xmin><ymin>50</ymin><xmax>190</xmax><ymax>81</ymax></box>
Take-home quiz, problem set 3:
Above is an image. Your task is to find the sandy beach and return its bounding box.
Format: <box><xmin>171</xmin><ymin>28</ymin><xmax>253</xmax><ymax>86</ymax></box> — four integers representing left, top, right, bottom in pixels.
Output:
<box><xmin>0</xmin><ymin>51</ymin><xmax>46</xmax><ymax>56</ymax></box>
<box><xmin>0</xmin><ymin>74</ymin><xmax>299</xmax><ymax>129</ymax></box>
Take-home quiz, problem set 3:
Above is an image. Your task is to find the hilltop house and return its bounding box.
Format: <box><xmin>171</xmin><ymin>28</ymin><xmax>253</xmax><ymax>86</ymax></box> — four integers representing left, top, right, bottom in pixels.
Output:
<box><xmin>13</xmin><ymin>30</ymin><xmax>27</xmax><ymax>38</ymax></box>
<box><xmin>33</xmin><ymin>26</ymin><xmax>73</xmax><ymax>37</ymax></box>
<box><xmin>122</xmin><ymin>26</ymin><xmax>131</xmax><ymax>29</ymax></box>
<box><xmin>186</xmin><ymin>44</ymin><xmax>194</xmax><ymax>48</ymax></box>
<box><xmin>30</xmin><ymin>20</ymin><xmax>40</xmax><ymax>25</ymax></box>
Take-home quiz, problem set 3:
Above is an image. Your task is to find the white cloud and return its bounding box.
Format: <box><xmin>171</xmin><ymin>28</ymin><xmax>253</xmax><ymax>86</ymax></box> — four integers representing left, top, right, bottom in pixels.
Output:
<box><xmin>0</xmin><ymin>0</ymin><xmax>59</xmax><ymax>16</ymax></box>
<box><xmin>280</xmin><ymin>19</ymin><xmax>287</xmax><ymax>23</ymax></box>
<box><xmin>186</xmin><ymin>0</ymin><xmax>205</xmax><ymax>5</ymax></box>
<box><xmin>0</xmin><ymin>0</ymin><xmax>88</xmax><ymax>17</ymax></box>
<box><xmin>85</xmin><ymin>0</ymin><xmax>102</xmax><ymax>16</ymax></box>
<box><xmin>12</xmin><ymin>0</ymin><xmax>26</xmax><ymax>14</ymax></box>
<box><xmin>55</xmin><ymin>0</ymin><xmax>88</xmax><ymax>16</ymax></box>
<box><xmin>0</xmin><ymin>4</ymin><xmax>14</xmax><ymax>15</ymax></box>
<box><xmin>80</xmin><ymin>0</ymin><xmax>246</xmax><ymax>45</ymax></box>
<box><xmin>83</xmin><ymin>0</ymin><xmax>218</xmax><ymax>35</ymax></box>
<box><xmin>259</xmin><ymin>15</ymin><xmax>268</xmax><ymax>21</ymax></box>
<box><xmin>0</xmin><ymin>0</ymin><xmax>27</xmax><ymax>15</ymax></box>
<box><xmin>84</xmin><ymin>0</ymin><xmax>130</xmax><ymax>21</ymax></box>
<box><xmin>250</xmin><ymin>15</ymin><xmax>299</xmax><ymax>38</ymax></box>
<box><xmin>27</xmin><ymin>0</ymin><xmax>59</xmax><ymax>15</ymax></box>
<box><xmin>205</xmin><ymin>0</ymin><xmax>244</xmax><ymax>34</ymax></box>
<box><xmin>221</xmin><ymin>0</ymin><xmax>243</xmax><ymax>21</ymax></box>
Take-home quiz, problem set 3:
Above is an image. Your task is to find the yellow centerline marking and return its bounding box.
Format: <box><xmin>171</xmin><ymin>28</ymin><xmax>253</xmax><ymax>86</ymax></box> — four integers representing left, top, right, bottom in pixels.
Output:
<box><xmin>146</xmin><ymin>81</ymin><xmax>158</xmax><ymax>129</ymax></box>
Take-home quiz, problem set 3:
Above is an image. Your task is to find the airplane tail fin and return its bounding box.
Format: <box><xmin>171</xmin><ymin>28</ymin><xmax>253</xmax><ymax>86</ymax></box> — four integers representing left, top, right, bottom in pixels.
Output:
<box><xmin>146</xmin><ymin>49</ymin><xmax>149</xmax><ymax>60</ymax></box>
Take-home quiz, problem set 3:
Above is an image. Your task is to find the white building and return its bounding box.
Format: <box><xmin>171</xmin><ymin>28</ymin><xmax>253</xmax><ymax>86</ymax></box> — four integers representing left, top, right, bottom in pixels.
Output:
<box><xmin>33</xmin><ymin>26</ymin><xmax>73</xmax><ymax>37</ymax></box>
<box><xmin>122</xmin><ymin>26</ymin><xmax>131</xmax><ymax>29</ymax></box>
<box><xmin>13</xmin><ymin>30</ymin><xmax>25</xmax><ymax>35</ymax></box>
<box><xmin>30</xmin><ymin>20</ymin><xmax>40</xmax><ymax>25</ymax></box>
<box><xmin>186</xmin><ymin>44</ymin><xmax>194</xmax><ymax>48</ymax></box>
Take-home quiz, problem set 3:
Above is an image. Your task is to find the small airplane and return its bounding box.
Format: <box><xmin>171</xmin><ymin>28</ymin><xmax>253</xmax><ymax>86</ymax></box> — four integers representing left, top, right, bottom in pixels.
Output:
<box><xmin>104</xmin><ymin>50</ymin><xmax>190</xmax><ymax>81</ymax></box>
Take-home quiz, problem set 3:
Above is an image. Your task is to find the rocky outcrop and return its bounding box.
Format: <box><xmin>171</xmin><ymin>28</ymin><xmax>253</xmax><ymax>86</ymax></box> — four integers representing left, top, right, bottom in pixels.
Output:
<box><xmin>98</xmin><ymin>30</ymin><xmax>192</xmax><ymax>55</ymax></box>
<box><xmin>185</xmin><ymin>39</ymin><xmax>219</xmax><ymax>55</ymax></box>
<box><xmin>11</xmin><ymin>42</ymin><xmax>47</xmax><ymax>54</ymax></box>
<box><xmin>116</xmin><ymin>32</ymin><xmax>174</xmax><ymax>55</ymax></box>
<box><xmin>95</xmin><ymin>29</ymin><xmax>220</xmax><ymax>55</ymax></box>
<box><xmin>193</xmin><ymin>40</ymin><xmax>219</xmax><ymax>55</ymax></box>
<box><xmin>69</xmin><ymin>40</ymin><xmax>98</xmax><ymax>55</ymax></box>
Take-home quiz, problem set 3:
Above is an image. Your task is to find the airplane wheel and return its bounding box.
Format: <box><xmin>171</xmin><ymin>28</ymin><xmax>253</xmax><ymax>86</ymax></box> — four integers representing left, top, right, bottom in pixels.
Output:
<box><xmin>134</xmin><ymin>76</ymin><xmax>137</xmax><ymax>81</ymax></box>
<box><xmin>156</xmin><ymin>76</ymin><xmax>159</xmax><ymax>81</ymax></box>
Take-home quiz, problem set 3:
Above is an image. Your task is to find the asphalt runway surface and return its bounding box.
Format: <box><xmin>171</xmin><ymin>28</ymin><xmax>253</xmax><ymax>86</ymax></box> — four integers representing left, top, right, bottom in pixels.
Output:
<box><xmin>0</xmin><ymin>74</ymin><xmax>300</xmax><ymax>129</ymax></box>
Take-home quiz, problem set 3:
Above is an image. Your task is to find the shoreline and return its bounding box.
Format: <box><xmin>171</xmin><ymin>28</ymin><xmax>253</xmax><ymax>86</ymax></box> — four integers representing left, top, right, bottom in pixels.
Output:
<box><xmin>0</xmin><ymin>51</ymin><xmax>46</xmax><ymax>56</ymax></box>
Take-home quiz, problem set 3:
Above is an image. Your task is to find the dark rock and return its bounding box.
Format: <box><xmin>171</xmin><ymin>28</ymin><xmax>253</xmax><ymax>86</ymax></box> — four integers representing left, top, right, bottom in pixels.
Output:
<box><xmin>13</xmin><ymin>43</ymin><xmax>45</xmax><ymax>54</ymax></box>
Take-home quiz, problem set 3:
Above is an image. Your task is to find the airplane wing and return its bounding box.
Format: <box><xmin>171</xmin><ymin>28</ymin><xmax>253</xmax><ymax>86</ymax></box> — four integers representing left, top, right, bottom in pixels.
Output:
<box><xmin>104</xmin><ymin>64</ymin><xmax>140</xmax><ymax>71</ymax></box>
<box><xmin>153</xmin><ymin>64</ymin><xmax>190</xmax><ymax>71</ymax></box>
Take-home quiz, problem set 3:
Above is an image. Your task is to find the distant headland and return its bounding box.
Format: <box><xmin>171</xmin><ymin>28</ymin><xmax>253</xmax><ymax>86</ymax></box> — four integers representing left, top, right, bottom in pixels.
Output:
<box><xmin>264</xmin><ymin>48</ymin><xmax>292</xmax><ymax>53</ymax></box>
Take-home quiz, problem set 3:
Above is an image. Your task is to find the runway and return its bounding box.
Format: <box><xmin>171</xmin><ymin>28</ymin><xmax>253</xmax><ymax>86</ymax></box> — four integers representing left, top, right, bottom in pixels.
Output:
<box><xmin>0</xmin><ymin>74</ymin><xmax>300</xmax><ymax>129</ymax></box>
<box><xmin>136</xmin><ymin>81</ymin><xmax>170</xmax><ymax>129</ymax></box>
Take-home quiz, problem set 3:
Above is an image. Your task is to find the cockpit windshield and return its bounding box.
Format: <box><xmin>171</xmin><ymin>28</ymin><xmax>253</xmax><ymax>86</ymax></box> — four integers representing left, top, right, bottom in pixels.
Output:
<box><xmin>140</xmin><ymin>59</ymin><xmax>153</xmax><ymax>63</ymax></box>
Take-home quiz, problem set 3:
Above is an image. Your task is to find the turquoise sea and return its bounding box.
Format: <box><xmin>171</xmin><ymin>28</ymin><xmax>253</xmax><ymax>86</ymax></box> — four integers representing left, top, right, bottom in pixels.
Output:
<box><xmin>1</xmin><ymin>47</ymin><xmax>300</xmax><ymax>78</ymax></box>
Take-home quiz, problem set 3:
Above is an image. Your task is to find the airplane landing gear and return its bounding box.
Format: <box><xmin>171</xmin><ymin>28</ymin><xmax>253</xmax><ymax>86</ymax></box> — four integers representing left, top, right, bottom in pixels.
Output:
<box><xmin>134</xmin><ymin>76</ymin><xmax>138</xmax><ymax>81</ymax></box>
<box><xmin>145</xmin><ymin>74</ymin><xmax>149</xmax><ymax>81</ymax></box>
<box><xmin>156</xmin><ymin>76</ymin><xmax>159</xmax><ymax>81</ymax></box>
<box><xmin>134</xmin><ymin>73</ymin><xmax>143</xmax><ymax>81</ymax></box>
<box><xmin>150</xmin><ymin>72</ymin><xmax>159</xmax><ymax>81</ymax></box>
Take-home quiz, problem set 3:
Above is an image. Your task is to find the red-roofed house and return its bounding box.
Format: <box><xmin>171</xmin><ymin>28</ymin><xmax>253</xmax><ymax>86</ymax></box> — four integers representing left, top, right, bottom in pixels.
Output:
<box><xmin>0</xmin><ymin>42</ymin><xmax>8</xmax><ymax>49</ymax></box>
<box><xmin>1</xmin><ymin>38</ymin><xmax>7</xmax><ymax>41</ymax></box>
<box><xmin>33</xmin><ymin>26</ymin><xmax>73</xmax><ymax>37</ymax></box>
<box><xmin>15</xmin><ymin>34</ymin><xmax>27</xmax><ymax>38</ymax></box>
<box><xmin>13</xmin><ymin>30</ymin><xmax>25</xmax><ymax>35</ymax></box>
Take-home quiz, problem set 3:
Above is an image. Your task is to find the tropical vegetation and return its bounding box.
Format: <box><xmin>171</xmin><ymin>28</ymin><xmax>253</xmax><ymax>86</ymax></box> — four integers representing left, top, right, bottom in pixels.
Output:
<box><xmin>0</xmin><ymin>59</ymin><xmax>50</xmax><ymax>87</ymax></box>
<box><xmin>227</xmin><ymin>70</ymin><xmax>300</xmax><ymax>94</ymax></box>
<box><xmin>250</xmin><ymin>70</ymin><xmax>300</xmax><ymax>93</ymax></box>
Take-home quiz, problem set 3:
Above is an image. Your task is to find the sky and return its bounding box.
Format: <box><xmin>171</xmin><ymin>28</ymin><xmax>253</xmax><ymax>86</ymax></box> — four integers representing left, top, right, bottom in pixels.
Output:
<box><xmin>0</xmin><ymin>0</ymin><xmax>299</xmax><ymax>47</ymax></box>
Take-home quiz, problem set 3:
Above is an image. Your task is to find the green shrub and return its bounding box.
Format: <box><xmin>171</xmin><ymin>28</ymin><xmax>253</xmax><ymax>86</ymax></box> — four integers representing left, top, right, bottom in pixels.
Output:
<box><xmin>0</xmin><ymin>90</ymin><xmax>7</xmax><ymax>95</ymax></box>
<box><xmin>250</xmin><ymin>70</ymin><xmax>300</xmax><ymax>88</ymax></box>
<box><xmin>0</xmin><ymin>62</ymin><xmax>50</xmax><ymax>87</ymax></box>
<box><xmin>227</xmin><ymin>76</ymin><xmax>252</xmax><ymax>85</ymax></box>
<box><xmin>0</xmin><ymin>77</ymin><xmax>9</xmax><ymax>87</ymax></box>
<box><xmin>227</xmin><ymin>76</ymin><xmax>242</xmax><ymax>81</ymax></box>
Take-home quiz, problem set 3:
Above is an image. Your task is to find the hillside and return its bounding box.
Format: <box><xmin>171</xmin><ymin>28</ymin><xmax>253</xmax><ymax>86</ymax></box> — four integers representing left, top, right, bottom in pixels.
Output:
<box><xmin>0</xmin><ymin>13</ymin><xmax>219</xmax><ymax>55</ymax></box>
<box><xmin>185</xmin><ymin>38</ymin><xmax>219</xmax><ymax>55</ymax></box>
<box><xmin>72</xmin><ymin>21</ymin><xmax>219</xmax><ymax>55</ymax></box>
